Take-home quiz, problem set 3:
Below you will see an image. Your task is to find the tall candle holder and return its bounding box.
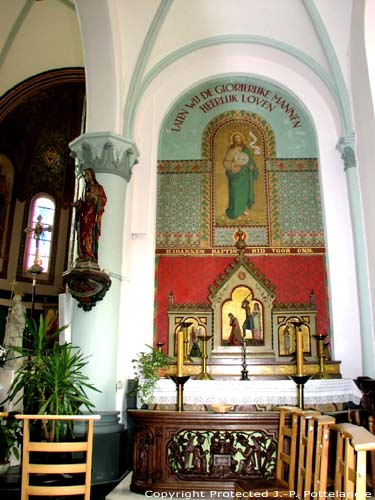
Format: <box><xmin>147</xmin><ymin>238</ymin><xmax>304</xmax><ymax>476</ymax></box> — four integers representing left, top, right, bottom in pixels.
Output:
<box><xmin>195</xmin><ymin>334</ymin><xmax>213</xmax><ymax>380</ymax></box>
<box><xmin>241</xmin><ymin>336</ymin><xmax>249</xmax><ymax>380</ymax></box>
<box><xmin>290</xmin><ymin>374</ymin><xmax>311</xmax><ymax>409</ymax></box>
<box><xmin>169</xmin><ymin>375</ymin><xmax>191</xmax><ymax>412</ymax></box>
<box><xmin>313</xmin><ymin>333</ymin><xmax>329</xmax><ymax>379</ymax></box>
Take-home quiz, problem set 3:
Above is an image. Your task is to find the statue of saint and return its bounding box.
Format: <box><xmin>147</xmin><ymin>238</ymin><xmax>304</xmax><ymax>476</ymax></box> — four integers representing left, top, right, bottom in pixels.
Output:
<box><xmin>74</xmin><ymin>168</ymin><xmax>107</xmax><ymax>262</ymax></box>
<box><xmin>3</xmin><ymin>293</ymin><xmax>25</xmax><ymax>367</ymax></box>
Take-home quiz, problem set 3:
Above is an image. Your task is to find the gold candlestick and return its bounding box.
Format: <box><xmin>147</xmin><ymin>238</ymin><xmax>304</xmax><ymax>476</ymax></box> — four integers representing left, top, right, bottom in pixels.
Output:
<box><xmin>290</xmin><ymin>375</ymin><xmax>311</xmax><ymax>409</ymax></box>
<box><xmin>169</xmin><ymin>375</ymin><xmax>190</xmax><ymax>412</ymax></box>
<box><xmin>313</xmin><ymin>333</ymin><xmax>329</xmax><ymax>379</ymax></box>
<box><xmin>195</xmin><ymin>334</ymin><xmax>213</xmax><ymax>380</ymax></box>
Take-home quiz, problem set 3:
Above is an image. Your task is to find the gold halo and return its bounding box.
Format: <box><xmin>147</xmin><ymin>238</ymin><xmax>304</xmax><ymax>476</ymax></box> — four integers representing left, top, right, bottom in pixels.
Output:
<box><xmin>229</xmin><ymin>131</ymin><xmax>246</xmax><ymax>144</ymax></box>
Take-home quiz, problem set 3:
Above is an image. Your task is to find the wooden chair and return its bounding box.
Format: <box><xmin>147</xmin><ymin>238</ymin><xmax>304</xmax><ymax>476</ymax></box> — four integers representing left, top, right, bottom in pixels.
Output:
<box><xmin>348</xmin><ymin>409</ymin><xmax>375</xmax><ymax>493</ymax></box>
<box><xmin>331</xmin><ymin>422</ymin><xmax>375</xmax><ymax>500</ymax></box>
<box><xmin>236</xmin><ymin>406</ymin><xmax>304</xmax><ymax>496</ymax></box>
<box><xmin>296</xmin><ymin>413</ymin><xmax>335</xmax><ymax>500</ymax></box>
<box><xmin>16</xmin><ymin>414</ymin><xmax>100</xmax><ymax>500</ymax></box>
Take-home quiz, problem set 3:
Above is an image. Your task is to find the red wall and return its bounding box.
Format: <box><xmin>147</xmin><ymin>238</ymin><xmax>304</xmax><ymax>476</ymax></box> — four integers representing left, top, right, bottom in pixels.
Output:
<box><xmin>155</xmin><ymin>254</ymin><xmax>329</xmax><ymax>347</ymax></box>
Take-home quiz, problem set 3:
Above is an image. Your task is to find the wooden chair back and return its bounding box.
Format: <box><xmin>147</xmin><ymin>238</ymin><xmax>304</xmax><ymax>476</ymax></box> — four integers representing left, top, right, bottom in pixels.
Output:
<box><xmin>296</xmin><ymin>413</ymin><xmax>335</xmax><ymax>500</ymax></box>
<box><xmin>16</xmin><ymin>414</ymin><xmax>100</xmax><ymax>500</ymax></box>
<box><xmin>275</xmin><ymin>405</ymin><xmax>304</xmax><ymax>490</ymax></box>
<box><xmin>348</xmin><ymin>409</ymin><xmax>375</xmax><ymax>493</ymax></box>
<box><xmin>236</xmin><ymin>406</ymin><xmax>304</xmax><ymax>495</ymax></box>
<box><xmin>331</xmin><ymin>422</ymin><xmax>375</xmax><ymax>500</ymax></box>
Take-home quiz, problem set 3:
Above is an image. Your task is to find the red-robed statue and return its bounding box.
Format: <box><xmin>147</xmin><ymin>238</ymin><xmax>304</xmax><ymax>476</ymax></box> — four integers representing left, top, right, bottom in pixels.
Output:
<box><xmin>75</xmin><ymin>168</ymin><xmax>107</xmax><ymax>262</ymax></box>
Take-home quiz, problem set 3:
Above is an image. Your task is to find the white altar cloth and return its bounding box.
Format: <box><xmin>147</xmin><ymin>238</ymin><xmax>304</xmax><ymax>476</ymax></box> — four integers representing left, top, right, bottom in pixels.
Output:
<box><xmin>151</xmin><ymin>378</ymin><xmax>363</xmax><ymax>407</ymax></box>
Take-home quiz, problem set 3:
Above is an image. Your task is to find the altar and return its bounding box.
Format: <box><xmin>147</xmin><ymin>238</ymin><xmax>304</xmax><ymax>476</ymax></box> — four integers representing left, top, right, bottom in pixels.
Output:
<box><xmin>149</xmin><ymin>378</ymin><xmax>363</xmax><ymax>411</ymax></box>
<box><xmin>129</xmin><ymin>379</ymin><xmax>363</xmax><ymax>494</ymax></box>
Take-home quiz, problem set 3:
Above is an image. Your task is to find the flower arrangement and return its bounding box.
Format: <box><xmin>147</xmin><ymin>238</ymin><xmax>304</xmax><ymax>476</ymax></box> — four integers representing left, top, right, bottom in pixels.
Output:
<box><xmin>132</xmin><ymin>345</ymin><xmax>174</xmax><ymax>406</ymax></box>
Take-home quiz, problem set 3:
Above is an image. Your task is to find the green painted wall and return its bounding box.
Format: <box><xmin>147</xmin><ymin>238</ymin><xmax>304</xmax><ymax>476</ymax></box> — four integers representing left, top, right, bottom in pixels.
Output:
<box><xmin>159</xmin><ymin>76</ymin><xmax>317</xmax><ymax>160</ymax></box>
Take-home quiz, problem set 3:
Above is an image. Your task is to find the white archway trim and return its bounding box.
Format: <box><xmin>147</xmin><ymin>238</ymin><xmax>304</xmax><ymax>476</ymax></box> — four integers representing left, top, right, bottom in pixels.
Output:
<box><xmin>125</xmin><ymin>34</ymin><xmax>350</xmax><ymax>138</ymax></box>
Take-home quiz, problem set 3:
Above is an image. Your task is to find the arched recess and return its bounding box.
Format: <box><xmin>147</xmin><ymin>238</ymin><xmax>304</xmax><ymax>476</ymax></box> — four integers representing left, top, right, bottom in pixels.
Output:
<box><xmin>0</xmin><ymin>155</ymin><xmax>15</xmax><ymax>278</ymax></box>
<box><xmin>155</xmin><ymin>75</ymin><xmax>327</xmax><ymax>366</ymax></box>
<box><xmin>126</xmin><ymin>47</ymin><xmax>361</xmax><ymax>379</ymax></box>
<box><xmin>0</xmin><ymin>68</ymin><xmax>85</xmax><ymax>303</ymax></box>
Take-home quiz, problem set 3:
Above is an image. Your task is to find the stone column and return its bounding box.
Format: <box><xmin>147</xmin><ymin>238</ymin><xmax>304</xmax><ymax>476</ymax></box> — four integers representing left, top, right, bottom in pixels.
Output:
<box><xmin>67</xmin><ymin>132</ymin><xmax>139</xmax><ymax>410</ymax></box>
<box><xmin>337</xmin><ymin>133</ymin><xmax>375</xmax><ymax>377</ymax></box>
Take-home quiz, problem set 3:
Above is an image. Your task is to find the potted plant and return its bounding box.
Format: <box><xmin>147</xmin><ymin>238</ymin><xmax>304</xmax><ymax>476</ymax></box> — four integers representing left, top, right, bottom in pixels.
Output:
<box><xmin>2</xmin><ymin>314</ymin><xmax>99</xmax><ymax>442</ymax></box>
<box><xmin>132</xmin><ymin>345</ymin><xmax>174</xmax><ymax>407</ymax></box>
<box><xmin>0</xmin><ymin>412</ymin><xmax>22</xmax><ymax>474</ymax></box>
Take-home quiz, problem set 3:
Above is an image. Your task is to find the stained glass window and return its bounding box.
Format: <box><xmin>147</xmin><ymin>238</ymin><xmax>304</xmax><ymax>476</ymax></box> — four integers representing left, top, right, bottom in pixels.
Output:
<box><xmin>25</xmin><ymin>195</ymin><xmax>55</xmax><ymax>274</ymax></box>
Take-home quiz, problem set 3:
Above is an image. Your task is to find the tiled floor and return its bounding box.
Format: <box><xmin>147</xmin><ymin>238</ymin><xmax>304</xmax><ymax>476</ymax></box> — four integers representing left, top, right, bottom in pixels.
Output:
<box><xmin>107</xmin><ymin>473</ymin><xmax>229</xmax><ymax>498</ymax></box>
<box><xmin>106</xmin><ymin>473</ymin><xmax>143</xmax><ymax>498</ymax></box>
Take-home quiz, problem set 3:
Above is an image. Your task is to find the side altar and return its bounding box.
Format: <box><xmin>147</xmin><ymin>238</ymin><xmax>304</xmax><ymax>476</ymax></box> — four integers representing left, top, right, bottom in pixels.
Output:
<box><xmin>149</xmin><ymin>378</ymin><xmax>362</xmax><ymax>411</ymax></box>
<box><xmin>128</xmin><ymin>379</ymin><xmax>362</xmax><ymax>494</ymax></box>
<box><xmin>166</xmin><ymin>232</ymin><xmax>339</xmax><ymax>379</ymax></box>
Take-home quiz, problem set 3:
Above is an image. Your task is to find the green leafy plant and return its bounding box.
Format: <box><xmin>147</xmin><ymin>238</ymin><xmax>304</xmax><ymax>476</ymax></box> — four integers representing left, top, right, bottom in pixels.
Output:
<box><xmin>0</xmin><ymin>412</ymin><xmax>22</xmax><ymax>465</ymax></box>
<box><xmin>2</xmin><ymin>314</ymin><xmax>100</xmax><ymax>442</ymax></box>
<box><xmin>132</xmin><ymin>345</ymin><xmax>174</xmax><ymax>406</ymax></box>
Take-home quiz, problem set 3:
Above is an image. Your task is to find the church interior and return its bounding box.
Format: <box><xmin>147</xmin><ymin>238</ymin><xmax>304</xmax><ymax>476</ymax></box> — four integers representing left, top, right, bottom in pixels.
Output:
<box><xmin>1</xmin><ymin>0</ymin><xmax>375</xmax><ymax>497</ymax></box>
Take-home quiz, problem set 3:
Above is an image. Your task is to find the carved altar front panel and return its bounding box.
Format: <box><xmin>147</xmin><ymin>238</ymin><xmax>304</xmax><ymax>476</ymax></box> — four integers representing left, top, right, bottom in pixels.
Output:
<box><xmin>128</xmin><ymin>410</ymin><xmax>280</xmax><ymax>494</ymax></box>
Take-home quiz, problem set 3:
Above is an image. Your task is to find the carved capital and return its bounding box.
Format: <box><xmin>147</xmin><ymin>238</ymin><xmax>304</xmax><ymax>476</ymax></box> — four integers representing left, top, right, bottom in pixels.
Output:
<box><xmin>336</xmin><ymin>134</ymin><xmax>357</xmax><ymax>171</ymax></box>
<box><xmin>69</xmin><ymin>132</ymin><xmax>139</xmax><ymax>181</ymax></box>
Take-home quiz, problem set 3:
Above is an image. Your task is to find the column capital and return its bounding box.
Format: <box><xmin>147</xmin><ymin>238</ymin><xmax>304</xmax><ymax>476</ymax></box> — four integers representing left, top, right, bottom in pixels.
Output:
<box><xmin>69</xmin><ymin>132</ymin><xmax>139</xmax><ymax>182</ymax></box>
<box><xmin>336</xmin><ymin>133</ymin><xmax>357</xmax><ymax>171</ymax></box>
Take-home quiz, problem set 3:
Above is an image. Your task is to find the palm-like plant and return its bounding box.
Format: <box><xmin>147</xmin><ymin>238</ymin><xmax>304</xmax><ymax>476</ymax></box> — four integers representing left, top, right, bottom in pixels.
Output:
<box><xmin>2</xmin><ymin>314</ymin><xmax>99</xmax><ymax>441</ymax></box>
<box><xmin>0</xmin><ymin>412</ymin><xmax>22</xmax><ymax>466</ymax></box>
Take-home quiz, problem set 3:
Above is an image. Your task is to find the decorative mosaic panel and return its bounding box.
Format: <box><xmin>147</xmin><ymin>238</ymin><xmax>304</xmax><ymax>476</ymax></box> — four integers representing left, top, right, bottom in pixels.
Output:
<box><xmin>214</xmin><ymin>226</ymin><xmax>268</xmax><ymax>247</ymax></box>
<box><xmin>156</xmin><ymin>161</ymin><xmax>211</xmax><ymax>248</ymax></box>
<box><xmin>156</xmin><ymin>158</ymin><xmax>324</xmax><ymax>251</ymax></box>
<box><xmin>267</xmin><ymin>159</ymin><xmax>324</xmax><ymax>247</ymax></box>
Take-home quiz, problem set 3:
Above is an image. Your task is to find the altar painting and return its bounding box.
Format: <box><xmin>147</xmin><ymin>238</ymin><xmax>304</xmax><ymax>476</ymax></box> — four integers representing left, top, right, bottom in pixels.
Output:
<box><xmin>209</xmin><ymin>254</ymin><xmax>275</xmax><ymax>358</ymax></box>
<box><xmin>214</xmin><ymin>123</ymin><xmax>266</xmax><ymax>227</ymax></box>
<box><xmin>222</xmin><ymin>286</ymin><xmax>264</xmax><ymax>346</ymax></box>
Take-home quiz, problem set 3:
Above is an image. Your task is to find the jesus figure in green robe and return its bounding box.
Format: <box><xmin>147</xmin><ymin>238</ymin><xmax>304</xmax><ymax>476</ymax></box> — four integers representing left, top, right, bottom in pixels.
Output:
<box><xmin>223</xmin><ymin>132</ymin><xmax>258</xmax><ymax>219</ymax></box>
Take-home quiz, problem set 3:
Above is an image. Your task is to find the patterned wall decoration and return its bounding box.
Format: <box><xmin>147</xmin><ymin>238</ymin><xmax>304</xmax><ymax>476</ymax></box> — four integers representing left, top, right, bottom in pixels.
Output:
<box><xmin>156</xmin><ymin>161</ymin><xmax>211</xmax><ymax>248</ymax></box>
<box><xmin>267</xmin><ymin>159</ymin><xmax>324</xmax><ymax>247</ymax></box>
